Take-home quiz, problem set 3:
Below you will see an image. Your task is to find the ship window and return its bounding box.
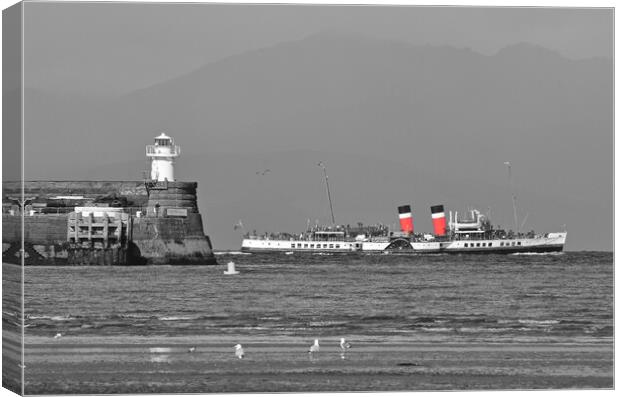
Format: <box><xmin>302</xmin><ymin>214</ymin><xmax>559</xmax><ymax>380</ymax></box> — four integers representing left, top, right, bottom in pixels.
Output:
<box><xmin>335</xmin><ymin>244</ymin><xmax>340</xmax><ymax>248</ymax></box>
<box><xmin>464</xmin><ymin>243</ymin><xmax>468</xmax><ymax>247</ymax></box>
<box><xmin>329</xmin><ymin>244</ymin><xmax>334</xmax><ymax>248</ymax></box>
<box><xmin>476</xmin><ymin>243</ymin><xmax>480</xmax><ymax>247</ymax></box>
<box><xmin>482</xmin><ymin>243</ymin><xmax>485</xmax><ymax>247</ymax></box>
<box><xmin>500</xmin><ymin>242</ymin><xmax>504</xmax><ymax>246</ymax></box>
<box><xmin>297</xmin><ymin>243</ymin><xmax>302</xmax><ymax>248</ymax></box>
<box><xmin>512</xmin><ymin>242</ymin><xmax>516</xmax><ymax>246</ymax></box>
<box><xmin>488</xmin><ymin>243</ymin><xmax>492</xmax><ymax>247</ymax></box>
<box><xmin>517</xmin><ymin>241</ymin><xmax>521</xmax><ymax>246</ymax></box>
<box><xmin>291</xmin><ymin>244</ymin><xmax>295</xmax><ymax>248</ymax></box>
<box><xmin>304</xmin><ymin>244</ymin><xmax>308</xmax><ymax>248</ymax></box>
<box><xmin>310</xmin><ymin>244</ymin><xmax>314</xmax><ymax>248</ymax></box>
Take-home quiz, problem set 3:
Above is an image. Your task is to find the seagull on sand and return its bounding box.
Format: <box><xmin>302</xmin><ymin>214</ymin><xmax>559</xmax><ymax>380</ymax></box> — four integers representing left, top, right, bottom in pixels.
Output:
<box><xmin>188</xmin><ymin>346</ymin><xmax>196</xmax><ymax>353</ymax></box>
<box><xmin>308</xmin><ymin>339</ymin><xmax>320</xmax><ymax>354</ymax></box>
<box><xmin>234</xmin><ymin>344</ymin><xmax>245</xmax><ymax>359</ymax></box>
<box><xmin>54</xmin><ymin>333</ymin><xmax>62</xmax><ymax>339</ymax></box>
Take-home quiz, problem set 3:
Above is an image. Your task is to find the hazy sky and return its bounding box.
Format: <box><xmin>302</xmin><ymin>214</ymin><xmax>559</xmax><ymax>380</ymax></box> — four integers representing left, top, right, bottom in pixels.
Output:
<box><xmin>23</xmin><ymin>1</ymin><xmax>612</xmax><ymax>96</ymax></box>
<box><xmin>7</xmin><ymin>1</ymin><xmax>614</xmax><ymax>250</ymax></box>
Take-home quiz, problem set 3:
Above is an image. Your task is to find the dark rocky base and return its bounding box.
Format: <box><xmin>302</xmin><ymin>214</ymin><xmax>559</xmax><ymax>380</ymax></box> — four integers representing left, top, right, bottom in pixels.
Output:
<box><xmin>2</xmin><ymin>241</ymin><xmax>217</xmax><ymax>266</ymax></box>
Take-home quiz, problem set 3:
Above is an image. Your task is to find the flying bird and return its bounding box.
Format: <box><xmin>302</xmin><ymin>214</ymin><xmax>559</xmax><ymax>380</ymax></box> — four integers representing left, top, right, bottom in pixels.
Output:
<box><xmin>188</xmin><ymin>346</ymin><xmax>196</xmax><ymax>353</ymax></box>
<box><xmin>308</xmin><ymin>339</ymin><xmax>320</xmax><ymax>354</ymax></box>
<box><xmin>234</xmin><ymin>344</ymin><xmax>245</xmax><ymax>359</ymax></box>
<box><xmin>54</xmin><ymin>333</ymin><xmax>62</xmax><ymax>339</ymax></box>
<box><xmin>255</xmin><ymin>169</ymin><xmax>271</xmax><ymax>176</ymax></box>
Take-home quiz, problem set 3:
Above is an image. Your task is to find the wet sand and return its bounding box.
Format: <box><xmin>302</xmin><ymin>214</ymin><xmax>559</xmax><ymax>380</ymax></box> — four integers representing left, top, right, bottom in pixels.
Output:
<box><xmin>21</xmin><ymin>334</ymin><xmax>613</xmax><ymax>394</ymax></box>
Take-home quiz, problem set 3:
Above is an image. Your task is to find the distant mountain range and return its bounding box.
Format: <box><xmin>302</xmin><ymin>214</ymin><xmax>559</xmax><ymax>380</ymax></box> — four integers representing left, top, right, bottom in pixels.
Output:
<box><xmin>21</xmin><ymin>33</ymin><xmax>612</xmax><ymax>250</ymax></box>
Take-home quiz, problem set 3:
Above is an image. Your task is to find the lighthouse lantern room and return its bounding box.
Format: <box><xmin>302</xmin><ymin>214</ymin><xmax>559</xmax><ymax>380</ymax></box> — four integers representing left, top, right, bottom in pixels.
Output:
<box><xmin>146</xmin><ymin>132</ymin><xmax>181</xmax><ymax>182</ymax></box>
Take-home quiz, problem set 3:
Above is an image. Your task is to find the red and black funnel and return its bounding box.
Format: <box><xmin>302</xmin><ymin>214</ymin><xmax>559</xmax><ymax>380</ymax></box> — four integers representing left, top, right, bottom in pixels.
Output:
<box><xmin>431</xmin><ymin>205</ymin><xmax>447</xmax><ymax>236</ymax></box>
<box><xmin>398</xmin><ymin>205</ymin><xmax>414</xmax><ymax>234</ymax></box>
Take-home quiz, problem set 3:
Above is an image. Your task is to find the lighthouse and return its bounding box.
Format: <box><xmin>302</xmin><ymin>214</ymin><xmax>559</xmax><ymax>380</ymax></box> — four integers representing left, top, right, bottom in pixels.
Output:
<box><xmin>146</xmin><ymin>133</ymin><xmax>180</xmax><ymax>182</ymax></box>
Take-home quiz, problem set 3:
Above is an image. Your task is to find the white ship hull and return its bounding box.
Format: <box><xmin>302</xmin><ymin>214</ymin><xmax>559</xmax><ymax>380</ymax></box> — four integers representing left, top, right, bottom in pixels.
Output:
<box><xmin>241</xmin><ymin>232</ymin><xmax>566</xmax><ymax>254</ymax></box>
<box><xmin>241</xmin><ymin>238</ymin><xmax>362</xmax><ymax>253</ymax></box>
<box><xmin>363</xmin><ymin>232</ymin><xmax>567</xmax><ymax>254</ymax></box>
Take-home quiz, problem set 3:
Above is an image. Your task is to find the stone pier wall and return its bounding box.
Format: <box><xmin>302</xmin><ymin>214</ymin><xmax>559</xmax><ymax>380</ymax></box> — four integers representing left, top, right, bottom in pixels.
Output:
<box><xmin>2</xmin><ymin>181</ymin><xmax>216</xmax><ymax>265</ymax></box>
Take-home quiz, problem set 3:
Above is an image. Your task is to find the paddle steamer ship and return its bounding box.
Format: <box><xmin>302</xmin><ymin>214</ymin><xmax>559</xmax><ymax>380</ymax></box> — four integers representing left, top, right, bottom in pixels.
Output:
<box><xmin>240</xmin><ymin>162</ymin><xmax>566</xmax><ymax>254</ymax></box>
<box><xmin>240</xmin><ymin>204</ymin><xmax>566</xmax><ymax>254</ymax></box>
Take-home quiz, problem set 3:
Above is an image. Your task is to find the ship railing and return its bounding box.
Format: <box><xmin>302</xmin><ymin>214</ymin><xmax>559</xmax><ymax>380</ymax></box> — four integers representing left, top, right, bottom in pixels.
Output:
<box><xmin>146</xmin><ymin>145</ymin><xmax>181</xmax><ymax>156</ymax></box>
<box><xmin>449</xmin><ymin>230</ymin><xmax>538</xmax><ymax>241</ymax></box>
<box><xmin>244</xmin><ymin>234</ymin><xmax>297</xmax><ymax>241</ymax></box>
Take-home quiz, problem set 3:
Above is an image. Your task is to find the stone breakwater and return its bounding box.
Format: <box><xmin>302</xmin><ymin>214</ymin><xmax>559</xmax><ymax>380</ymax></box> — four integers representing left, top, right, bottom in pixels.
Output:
<box><xmin>2</xmin><ymin>181</ymin><xmax>216</xmax><ymax>265</ymax></box>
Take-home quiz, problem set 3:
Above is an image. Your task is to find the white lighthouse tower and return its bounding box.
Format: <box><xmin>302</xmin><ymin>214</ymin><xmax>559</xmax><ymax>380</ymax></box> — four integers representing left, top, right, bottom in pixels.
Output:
<box><xmin>146</xmin><ymin>132</ymin><xmax>181</xmax><ymax>182</ymax></box>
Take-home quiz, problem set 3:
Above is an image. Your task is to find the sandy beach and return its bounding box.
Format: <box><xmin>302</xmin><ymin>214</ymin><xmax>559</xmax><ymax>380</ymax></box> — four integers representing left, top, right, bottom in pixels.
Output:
<box><xmin>21</xmin><ymin>334</ymin><xmax>612</xmax><ymax>394</ymax></box>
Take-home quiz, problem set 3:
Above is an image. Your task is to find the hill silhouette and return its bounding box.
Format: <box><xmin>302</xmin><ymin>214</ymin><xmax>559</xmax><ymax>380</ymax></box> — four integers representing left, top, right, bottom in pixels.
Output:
<box><xmin>23</xmin><ymin>33</ymin><xmax>612</xmax><ymax>250</ymax></box>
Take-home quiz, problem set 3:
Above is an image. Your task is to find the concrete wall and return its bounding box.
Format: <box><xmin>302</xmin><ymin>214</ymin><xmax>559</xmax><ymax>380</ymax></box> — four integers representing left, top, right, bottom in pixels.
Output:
<box><xmin>1</xmin><ymin>214</ymin><xmax>68</xmax><ymax>244</ymax></box>
<box><xmin>3</xmin><ymin>214</ymin><xmax>77</xmax><ymax>265</ymax></box>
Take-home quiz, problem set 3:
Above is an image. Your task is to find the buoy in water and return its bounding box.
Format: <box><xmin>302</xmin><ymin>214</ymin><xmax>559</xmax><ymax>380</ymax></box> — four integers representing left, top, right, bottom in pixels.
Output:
<box><xmin>224</xmin><ymin>261</ymin><xmax>239</xmax><ymax>275</ymax></box>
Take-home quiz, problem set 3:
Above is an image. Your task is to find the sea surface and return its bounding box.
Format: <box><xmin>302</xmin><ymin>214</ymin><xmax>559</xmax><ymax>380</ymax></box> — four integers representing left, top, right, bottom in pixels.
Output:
<box><xmin>20</xmin><ymin>251</ymin><xmax>613</xmax><ymax>343</ymax></box>
<box><xmin>4</xmin><ymin>251</ymin><xmax>614</xmax><ymax>393</ymax></box>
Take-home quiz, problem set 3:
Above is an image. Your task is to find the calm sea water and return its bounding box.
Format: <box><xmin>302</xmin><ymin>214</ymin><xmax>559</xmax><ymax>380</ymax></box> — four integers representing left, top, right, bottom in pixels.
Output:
<box><xmin>21</xmin><ymin>252</ymin><xmax>613</xmax><ymax>344</ymax></box>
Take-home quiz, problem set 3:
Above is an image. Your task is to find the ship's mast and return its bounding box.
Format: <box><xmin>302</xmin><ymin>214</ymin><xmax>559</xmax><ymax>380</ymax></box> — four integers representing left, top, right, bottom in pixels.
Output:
<box><xmin>504</xmin><ymin>161</ymin><xmax>519</xmax><ymax>233</ymax></box>
<box><xmin>318</xmin><ymin>161</ymin><xmax>335</xmax><ymax>225</ymax></box>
